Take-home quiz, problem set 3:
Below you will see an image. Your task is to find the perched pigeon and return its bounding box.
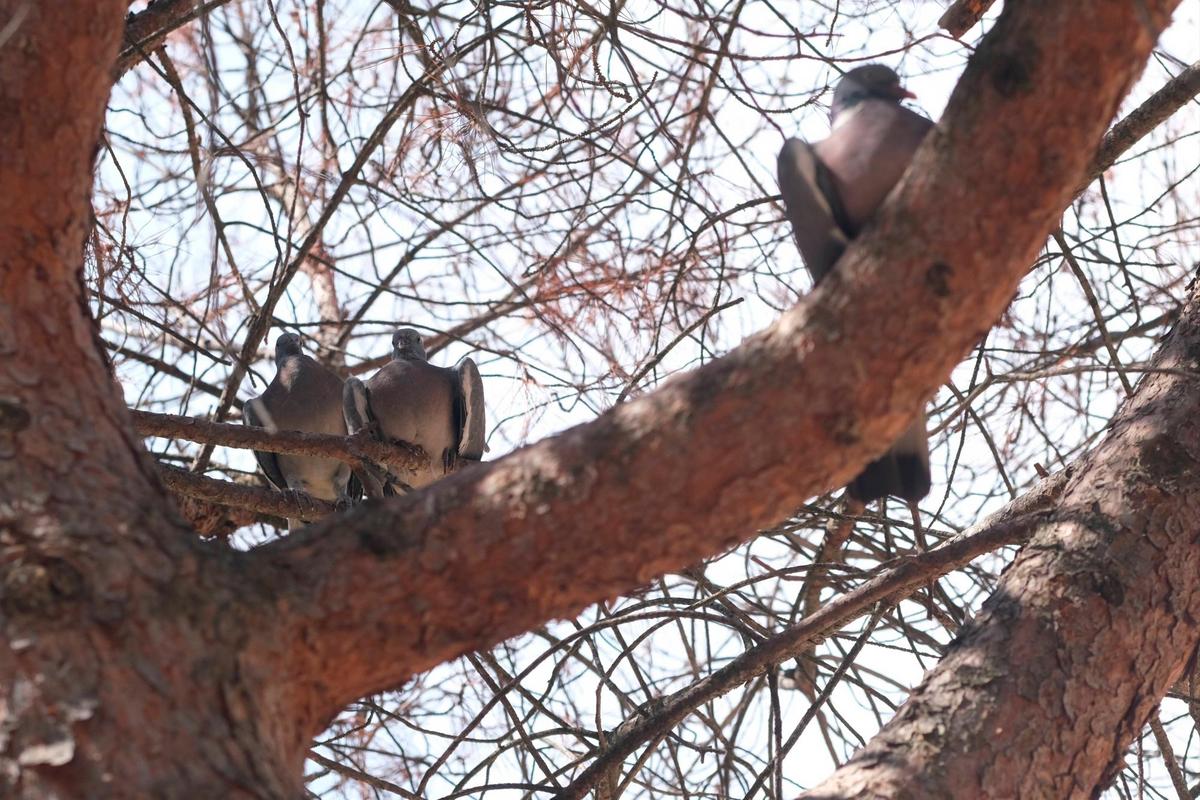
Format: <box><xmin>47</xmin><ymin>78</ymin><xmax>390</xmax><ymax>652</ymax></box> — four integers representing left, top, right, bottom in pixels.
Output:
<box><xmin>243</xmin><ymin>333</ymin><xmax>360</xmax><ymax>527</ymax></box>
<box><xmin>777</xmin><ymin>64</ymin><xmax>933</xmax><ymax>503</ymax></box>
<box><xmin>343</xmin><ymin>328</ymin><xmax>486</xmax><ymax>490</ymax></box>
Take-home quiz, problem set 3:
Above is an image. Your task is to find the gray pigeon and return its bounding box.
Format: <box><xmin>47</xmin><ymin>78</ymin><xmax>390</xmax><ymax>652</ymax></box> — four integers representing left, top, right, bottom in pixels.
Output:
<box><xmin>777</xmin><ymin>64</ymin><xmax>932</xmax><ymax>503</ymax></box>
<box><xmin>343</xmin><ymin>328</ymin><xmax>486</xmax><ymax>490</ymax></box>
<box><xmin>243</xmin><ymin>333</ymin><xmax>360</xmax><ymax>527</ymax></box>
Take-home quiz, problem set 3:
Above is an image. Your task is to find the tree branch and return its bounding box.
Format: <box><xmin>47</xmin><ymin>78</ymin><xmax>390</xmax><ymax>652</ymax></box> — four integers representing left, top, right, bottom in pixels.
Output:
<box><xmin>798</xmin><ymin>244</ymin><xmax>1200</xmax><ymax>798</ymax></box>
<box><xmin>159</xmin><ymin>464</ymin><xmax>334</xmax><ymax>522</ymax></box>
<box><xmin>938</xmin><ymin>0</ymin><xmax>997</xmax><ymax>38</ymax></box>
<box><xmin>173</xmin><ymin>492</ymin><xmax>283</xmax><ymax>537</ymax></box>
<box><xmin>1089</xmin><ymin>60</ymin><xmax>1200</xmax><ymax>180</ymax></box>
<box><xmin>0</xmin><ymin>0</ymin><xmax>175</xmax><ymax>525</ymax></box>
<box><xmin>114</xmin><ymin>0</ymin><xmax>233</xmax><ymax>78</ymax></box>
<box><xmin>245</xmin><ymin>0</ymin><xmax>1181</xmax><ymax>738</ymax></box>
<box><xmin>555</xmin><ymin>471</ymin><xmax>1068</xmax><ymax>800</ymax></box>
<box><xmin>131</xmin><ymin>409</ymin><xmax>429</xmax><ymax>471</ymax></box>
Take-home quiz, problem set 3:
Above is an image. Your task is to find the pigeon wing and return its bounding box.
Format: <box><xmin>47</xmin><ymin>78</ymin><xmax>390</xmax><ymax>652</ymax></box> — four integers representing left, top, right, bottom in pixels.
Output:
<box><xmin>777</xmin><ymin>137</ymin><xmax>853</xmax><ymax>286</ymax></box>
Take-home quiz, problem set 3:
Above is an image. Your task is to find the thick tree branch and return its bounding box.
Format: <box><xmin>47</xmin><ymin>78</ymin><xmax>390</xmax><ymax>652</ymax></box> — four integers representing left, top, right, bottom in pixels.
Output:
<box><xmin>798</xmin><ymin>247</ymin><xmax>1200</xmax><ymax>799</ymax></box>
<box><xmin>0</xmin><ymin>4</ymin><xmax>270</xmax><ymax>796</ymax></box>
<box><xmin>246</xmin><ymin>0</ymin><xmax>1181</xmax><ymax>738</ymax></box>
<box><xmin>0</xmin><ymin>0</ymin><xmax>170</xmax><ymax>522</ymax></box>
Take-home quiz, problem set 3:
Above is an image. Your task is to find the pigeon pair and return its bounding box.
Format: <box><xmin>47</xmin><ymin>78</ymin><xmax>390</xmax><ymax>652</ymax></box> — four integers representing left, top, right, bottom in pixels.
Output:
<box><xmin>244</xmin><ymin>329</ymin><xmax>486</xmax><ymax>527</ymax></box>
<box><xmin>776</xmin><ymin>64</ymin><xmax>933</xmax><ymax>503</ymax></box>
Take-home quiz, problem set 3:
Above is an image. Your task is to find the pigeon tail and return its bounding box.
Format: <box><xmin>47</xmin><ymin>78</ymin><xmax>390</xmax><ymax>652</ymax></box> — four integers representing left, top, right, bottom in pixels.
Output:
<box><xmin>343</xmin><ymin>377</ymin><xmax>376</xmax><ymax>436</ymax></box>
<box><xmin>846</xmin><ymin>416</ymin><xmax>930</xmax><ymax>503</ymax></box>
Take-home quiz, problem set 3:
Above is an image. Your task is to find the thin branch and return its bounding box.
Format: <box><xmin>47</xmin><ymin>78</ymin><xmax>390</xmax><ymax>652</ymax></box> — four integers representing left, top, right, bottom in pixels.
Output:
<box><xmin>159</xmin><ymin>464</ymin><xmax>334</xmax><ymax>522</ymax></box>
<box><xmin>1053</xmin><ymin>229</ymin><xmax>1135</xmax><ymax>395</ymax></box>
<box><xmin>1089</xmin><ymin>60</ymin><xmax>1200</xmax><ymax>179</ymax></box>
<box><xmin>131</xmin><ymin>409</ymin><xmax>430</xmax><ymax>471</ymax></box>
<box><xmin>307</xmin><ymin>750</ymin><xmax>423</xmax><ymax>800</ymax></box>
<box><xmin>553</xmin><ymin>471</ymin><xmax>1067</xmax><ymax>800</ymax></box>
<box><xmin>1149</xmin><ymin>712</ymin><xmax>1190</xmax><ymax>800</ymax></box>
<box><xmin>105</xmin><ymin>341</ymin><xmax>229</xmax><ymax>403</ymax></box>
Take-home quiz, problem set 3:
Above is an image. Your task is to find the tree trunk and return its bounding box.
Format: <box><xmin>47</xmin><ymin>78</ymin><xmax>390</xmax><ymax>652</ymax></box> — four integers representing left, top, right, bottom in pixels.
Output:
<box><xmin>0</xmin><ymin>0</ymin><xmax>1186</xmax><ymax>797</ymax></box>
<box><xmin>0</xmin><ymin>3</ymin><xmax>304</xmax><ymax>796</ymax></box>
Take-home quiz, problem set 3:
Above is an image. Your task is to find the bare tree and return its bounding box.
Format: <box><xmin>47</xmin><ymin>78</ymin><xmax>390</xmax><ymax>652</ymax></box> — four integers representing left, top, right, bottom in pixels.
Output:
<box><xmin>1</xmin><ymin>0</ymin><xmax>1198</xmax><ymax>797</ymax></box>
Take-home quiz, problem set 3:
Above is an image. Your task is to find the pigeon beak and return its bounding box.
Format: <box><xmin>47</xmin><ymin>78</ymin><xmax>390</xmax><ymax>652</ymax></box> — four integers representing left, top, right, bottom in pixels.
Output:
<box><xmin>898</xmin><ymin>86</ymin><xmax>917</xmax><ymax>99</ymax></box>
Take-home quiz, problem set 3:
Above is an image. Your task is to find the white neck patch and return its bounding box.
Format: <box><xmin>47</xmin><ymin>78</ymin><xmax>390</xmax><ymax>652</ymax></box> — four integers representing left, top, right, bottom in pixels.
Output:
<box><xmin>832</xmin><ymin>103</ymin><xmax>863</xmax><ymax>130</ymax></box>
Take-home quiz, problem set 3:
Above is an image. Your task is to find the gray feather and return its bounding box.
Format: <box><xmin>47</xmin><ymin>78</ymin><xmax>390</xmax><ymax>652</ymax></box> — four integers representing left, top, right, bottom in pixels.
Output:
<box><xmin>776</xmin><ymin>69</ymin><xmax>935</xmax><ymax>502</ymax></box>
<box><xmin>242</xmin><ymin>398</ymin><xmax>288</xmax><ymax>491</ymax></box>
<box><xmin>777</xmin><ymin>138</ymin><xmax>851</xmax><ymax>285</ymax></box>
<box><xmin>350</xmin><ymin>331</ymin><xmax>488</xmax><ymax>490</ymax></box>
<box><xmin>455</xmin><ymin>357</ymin><xmax>487</xmax><ymax>460</ymax></box>
<box><xmin>244</xmin><ymin>334</ymin><xmax>359</xmax><ymax>525</ymax></box>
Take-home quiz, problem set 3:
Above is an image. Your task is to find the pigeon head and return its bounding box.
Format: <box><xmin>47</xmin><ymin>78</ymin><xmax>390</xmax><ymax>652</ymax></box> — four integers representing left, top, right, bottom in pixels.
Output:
<box><xmin>391</xmin><ymin>328</ymin><xmax>428</xmax><ymax>361</ymax></box>
<box><xmin>274</xmin><ymin>333</ymin><xmax>304</xmax><ymax>361</ymax></box>
<box><xmin>831</xmin><ymin>65</ymin><xmax>915</xmax><ymax>120</ymax></box>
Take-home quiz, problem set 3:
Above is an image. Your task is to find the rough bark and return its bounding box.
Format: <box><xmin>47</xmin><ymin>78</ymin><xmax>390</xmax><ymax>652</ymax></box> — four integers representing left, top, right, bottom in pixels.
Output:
<box><xmin>0</xmin><ymin>0</ymin><xmax>1187</xmax><ymax>798</ymax></box>
<box><xmin>0</xmin><ymin>3</ymin><xmax>306</xmax><ymax>797</ymax></box>
<box><xmin>248</xmin><ymin>0</ymin><xmax>1180</xmax><ymax>724</ymax></box>
<box><xmin>798</xmin><ymin>261</ymin><xmax>1200</xmax><ymax>800</ymax></box>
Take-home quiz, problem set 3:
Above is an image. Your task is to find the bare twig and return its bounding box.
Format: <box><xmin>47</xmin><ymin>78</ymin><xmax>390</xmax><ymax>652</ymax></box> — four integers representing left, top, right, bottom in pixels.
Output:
<box><xmin>553</xmin><ymin>471</ymin><xmax>1068</xmax><ymax>800</ymax></box>
<box><xmin>1053</xmin><ymin>229</ymin><xmax>1135</xmax><ymax>396</ymax></box>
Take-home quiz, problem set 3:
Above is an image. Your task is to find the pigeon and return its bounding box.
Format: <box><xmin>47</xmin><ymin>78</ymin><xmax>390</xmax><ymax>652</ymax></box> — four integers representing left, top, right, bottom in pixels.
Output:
<box><xmin>243</xmin><ymin>332</ymin><xmax>360</xmax><ymax>527</ymax></box>
<box><xmin>777</xmin><ymin>64</ymin><xmax>933</xmax><ymax>503</ymax></box>
<box><xmin>343</xmin><ymin>328</ymin><xmax>486</xmax><ymax>490</ymax></box>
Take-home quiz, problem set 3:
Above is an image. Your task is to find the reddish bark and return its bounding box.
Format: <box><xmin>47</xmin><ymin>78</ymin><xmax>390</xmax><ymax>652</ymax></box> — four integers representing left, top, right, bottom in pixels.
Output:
<box><xmin>0</xmin><ymin>3</ymin><xmax>301</xmax><ymax>796</ymax></box>
<box><xmin>0</xmin><ymin>0</ymin><xmax>1187</xmax><ymax>798</ymax></box>
<box><xmin>249</xmin><ymin>0</ymin><xmax>1181</xmax><ymax>723</ymax></box>
<box><xmin>798</xmin><ymin>267</ymin><xmax>1200</xmax><ymax>799</ymax></box>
